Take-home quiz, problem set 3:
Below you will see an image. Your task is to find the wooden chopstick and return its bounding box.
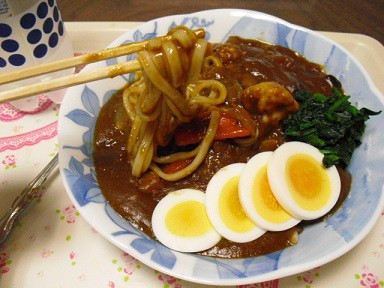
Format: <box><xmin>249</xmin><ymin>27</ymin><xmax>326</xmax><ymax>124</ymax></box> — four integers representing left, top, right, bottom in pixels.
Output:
<box><xmin>0</xmin><ymin>60</ymin><xmax>142</xmax><ymax>103</ymax></box>
<box><xmin>0</xmin><ymin>28</ymin><xmax>206</xmax><ymax>103</ymax></box>
<box><xmin>0</xmin><ymin>28</ymin><xmax>205</xmax><ymax>86</ymax></box>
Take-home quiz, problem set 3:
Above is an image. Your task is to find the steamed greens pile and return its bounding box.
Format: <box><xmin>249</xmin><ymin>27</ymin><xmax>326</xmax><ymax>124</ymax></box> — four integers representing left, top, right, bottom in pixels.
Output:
<box><xmin>282</xmin><ymin>88</ymin><xmax>381</xmax><ymax>168</ymax></box>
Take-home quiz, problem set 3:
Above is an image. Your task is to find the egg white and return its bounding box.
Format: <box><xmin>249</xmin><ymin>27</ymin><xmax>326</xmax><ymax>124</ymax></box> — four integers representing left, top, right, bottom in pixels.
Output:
<box><xmin>151</xmin><ymin>189</ymin><xmax>221</xmax><ymax>253</ymax></box>
<box><xmin>239</xmin><ymin>151</ymin><xmax>301</xmax><ymax>231</ymax></box>
<box><xmin>267</xmin><ymin>141</ymin><xmax>341</xmax><ymax>220</ymax></box>
<box><xmin>205</xmin><ymin>163</ymin><xmax>266</xmax><ymax>243</ymax></box>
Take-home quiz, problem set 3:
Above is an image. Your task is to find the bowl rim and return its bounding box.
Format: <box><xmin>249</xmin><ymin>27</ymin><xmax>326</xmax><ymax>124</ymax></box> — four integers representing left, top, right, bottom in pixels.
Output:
<box><xmin>58</xmin><ymin>8</ymin><xmax>384</xmax><ymax>285</ymax></box>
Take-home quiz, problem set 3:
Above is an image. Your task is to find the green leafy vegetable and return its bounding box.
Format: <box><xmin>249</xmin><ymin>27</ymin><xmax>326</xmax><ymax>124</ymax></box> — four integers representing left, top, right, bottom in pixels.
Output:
<box><xmin>282</xmin><ymin>88</ymin><xmax>381</xmax><ymax>168</ymax></box>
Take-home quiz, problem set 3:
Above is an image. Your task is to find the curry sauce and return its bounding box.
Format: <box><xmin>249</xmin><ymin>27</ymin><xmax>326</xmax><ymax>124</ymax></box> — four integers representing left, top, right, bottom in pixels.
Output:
<box><xmin>93</xmin><ymin>37</ymin><xmax>351</xmax><ymax>258</ymax></box>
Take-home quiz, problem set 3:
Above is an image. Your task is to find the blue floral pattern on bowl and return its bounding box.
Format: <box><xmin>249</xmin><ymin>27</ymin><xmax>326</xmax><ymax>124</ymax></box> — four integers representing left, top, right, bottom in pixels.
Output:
<box><xmin>58</xmin><ymin>9</ymin><xmax>384</xmax><ymax>285</ymax></box>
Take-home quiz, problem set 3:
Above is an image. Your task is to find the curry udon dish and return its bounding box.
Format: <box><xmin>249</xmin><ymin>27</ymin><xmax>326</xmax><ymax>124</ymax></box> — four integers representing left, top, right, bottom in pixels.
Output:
<box><xmin>93</xmin><ymin>26</ymin><xmax>379</xmax><ymax>258</ymax></box>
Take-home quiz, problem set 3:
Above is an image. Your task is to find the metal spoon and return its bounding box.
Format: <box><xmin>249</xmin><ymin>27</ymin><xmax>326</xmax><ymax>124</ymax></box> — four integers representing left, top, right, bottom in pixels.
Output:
<box><xmin>0</xmin><ymin>153</ymin><xmax>59</xmax><ymax>246</ymax></box>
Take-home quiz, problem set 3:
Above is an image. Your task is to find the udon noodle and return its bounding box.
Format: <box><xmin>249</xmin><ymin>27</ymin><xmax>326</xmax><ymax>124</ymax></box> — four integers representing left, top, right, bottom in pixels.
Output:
<box><xmin>120</xmin><ymin>26</ymin><xmax>256</xmax><ymax>180</ymax></box>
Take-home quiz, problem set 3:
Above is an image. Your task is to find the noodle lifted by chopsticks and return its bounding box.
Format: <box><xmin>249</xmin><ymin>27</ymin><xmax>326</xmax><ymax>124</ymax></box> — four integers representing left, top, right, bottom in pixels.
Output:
<box><xmin>121</xmin><ymin>26</ymin><xmax>227</xmax><ymax>180</ymax></box>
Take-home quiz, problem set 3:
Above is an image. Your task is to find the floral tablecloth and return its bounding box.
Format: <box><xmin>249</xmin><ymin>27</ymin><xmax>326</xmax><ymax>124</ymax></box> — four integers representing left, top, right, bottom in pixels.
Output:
<box><xmin>0</xmin><ymin>24</ymin><xmax>383</xmax><ymax>288</ymax></box>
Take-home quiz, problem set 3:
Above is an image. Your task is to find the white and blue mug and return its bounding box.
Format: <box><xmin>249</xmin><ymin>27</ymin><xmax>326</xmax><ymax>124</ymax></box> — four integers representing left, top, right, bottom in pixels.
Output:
<box><xmin>0</xmin><ymin>0</ymin><xmax>73</xmax><ymax>110</ymax></box>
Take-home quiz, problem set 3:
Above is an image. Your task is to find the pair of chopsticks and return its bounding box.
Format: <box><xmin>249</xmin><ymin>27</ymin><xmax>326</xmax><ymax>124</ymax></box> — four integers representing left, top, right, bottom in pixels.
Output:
<box><xmin>0</xmin><ymin>28</ymin><xmax>205</xmax><ymax>104</ymax></box>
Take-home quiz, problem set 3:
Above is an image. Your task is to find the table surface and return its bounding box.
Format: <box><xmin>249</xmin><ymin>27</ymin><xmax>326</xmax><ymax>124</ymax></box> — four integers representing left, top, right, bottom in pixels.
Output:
<box><xmin>2</xmin><ymin>0</ymin><xmax>384</xmax><ymax>285</ymax></box>
<box><xmin>0</xmin><ymin>19</ymin><xmax>384</xmax><ymax>287</ymax></box>
<box><xmin>56</xmin><ymin>0</ymin><xmax>384</xmax><ymax>45</ymax></box>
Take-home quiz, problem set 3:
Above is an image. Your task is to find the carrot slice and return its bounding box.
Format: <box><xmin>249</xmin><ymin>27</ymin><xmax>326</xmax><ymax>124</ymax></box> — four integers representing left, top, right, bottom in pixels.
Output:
<box><xmin>162</xmin><ymin>158</ymin><xmax>193</xmax><ymax>174</ymax></box>
<box><xmin>174</xmin><ymin>111</ymin><xmax>251</xmax><ymax>146</ymax></box>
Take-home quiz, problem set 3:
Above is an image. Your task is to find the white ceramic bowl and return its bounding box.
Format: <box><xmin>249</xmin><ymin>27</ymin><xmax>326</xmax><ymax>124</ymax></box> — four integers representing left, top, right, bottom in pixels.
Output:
<box><xmin>58</xmin><ymin>9</ymin><xmax>384</xmax><ymax>285</ymax></box>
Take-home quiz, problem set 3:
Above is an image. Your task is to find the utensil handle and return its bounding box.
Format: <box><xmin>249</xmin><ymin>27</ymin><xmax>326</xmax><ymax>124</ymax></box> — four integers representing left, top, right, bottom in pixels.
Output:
<box><xmin>0</xmin><ymin>154</ymin><xmax>59</xmax><ymax>246</ymax></box>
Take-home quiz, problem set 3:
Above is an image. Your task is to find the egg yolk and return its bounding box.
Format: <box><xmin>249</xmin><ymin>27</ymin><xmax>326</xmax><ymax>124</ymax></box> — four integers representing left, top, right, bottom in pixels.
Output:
<box><xmin>253</xmin><ymin>166</ymin><xmax>292</xmax><ymax>223</ymax></box>
<box><xmin>286</xmin><ymin>154</ymin><xmax>331</xmax><ymax>210</ymax></box>
<box><xmin>219</xmin><ymin>176</ymin><xmax>256</xmax><ymax>233</ymax></box>
<box><xmin>165</xmin><ymin>201</ymin><xmax>212</xmax><ymax>237</ymax></box>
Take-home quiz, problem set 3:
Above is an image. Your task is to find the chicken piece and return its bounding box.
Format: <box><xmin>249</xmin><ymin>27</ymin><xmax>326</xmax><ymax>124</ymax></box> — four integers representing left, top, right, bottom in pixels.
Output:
<box><xmin>242</xmin><ymin>81</ymin><xmax>299</xmax><ymax>125</ymax></box>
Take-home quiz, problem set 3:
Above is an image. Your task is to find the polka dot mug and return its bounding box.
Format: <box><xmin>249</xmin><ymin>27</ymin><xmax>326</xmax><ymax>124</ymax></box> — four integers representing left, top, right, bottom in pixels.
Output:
<box><xmin>0</xmin><ymin>0</ymin><xmax>73</xmax><ymax>111</ymax></box>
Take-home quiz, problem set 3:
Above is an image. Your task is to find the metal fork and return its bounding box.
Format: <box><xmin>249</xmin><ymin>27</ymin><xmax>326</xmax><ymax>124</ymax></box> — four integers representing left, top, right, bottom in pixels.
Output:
<box><xmin>0</xmin><ymin>154</ymin><xmax>59</xmax><ymax>246</ymax></box>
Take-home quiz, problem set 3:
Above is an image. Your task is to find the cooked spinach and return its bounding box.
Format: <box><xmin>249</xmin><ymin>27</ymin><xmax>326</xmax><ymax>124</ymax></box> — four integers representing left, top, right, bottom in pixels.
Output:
<box><xmin>282</xmin><ymin>88</ymin><xmax>381</xmax><ymax>168</ymax></box>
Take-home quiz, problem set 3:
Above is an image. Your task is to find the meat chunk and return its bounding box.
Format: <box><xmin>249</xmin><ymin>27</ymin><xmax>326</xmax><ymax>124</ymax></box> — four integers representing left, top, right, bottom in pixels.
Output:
<box><xmin>138</xmin><ymin>171</ymin><xmax>164</xmax><ymax>195</ymax></box>
<box><xmin>215</xmin><ymin>43</ymin><xmax>243</xmax><ymax>64</ymax></box>
<box><xmin>242</xmin><ymin>81</ymin><xmax>299</xmax><ymax>125</ymax></box>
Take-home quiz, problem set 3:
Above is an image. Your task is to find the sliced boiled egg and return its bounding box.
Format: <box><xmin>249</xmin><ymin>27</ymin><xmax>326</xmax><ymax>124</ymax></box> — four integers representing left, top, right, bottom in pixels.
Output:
<box><xmin>238</xmin><ymin>151</ymin><xmax>301</xmax><ymax>231</ymax></box>
<box><xmin>205</xmin><ymin>163</ymin><xmax>266</xmax><ymax>243</ymax></box>
<box><xmin>151</xmin><ymin>189</ymin><xmax>221</xmax><ymax>253</ymax></box>
<box><xmin>267</xmin><ymin>141</ymin><xmax>341</xmax><ymax>220</ymax></box>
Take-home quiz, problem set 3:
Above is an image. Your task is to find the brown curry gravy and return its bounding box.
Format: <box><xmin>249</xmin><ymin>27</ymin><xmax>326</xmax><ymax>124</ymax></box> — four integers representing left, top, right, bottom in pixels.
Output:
<box><xmin>93</xmin><ymin>37</ymin><xmax>351</xmax><ymax>258</ymax></box>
